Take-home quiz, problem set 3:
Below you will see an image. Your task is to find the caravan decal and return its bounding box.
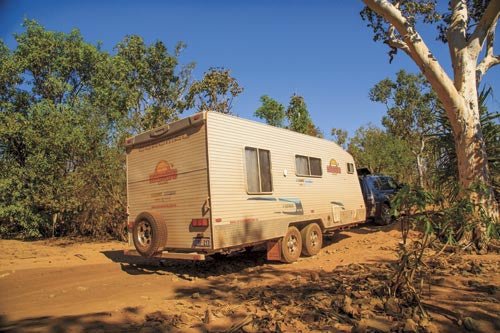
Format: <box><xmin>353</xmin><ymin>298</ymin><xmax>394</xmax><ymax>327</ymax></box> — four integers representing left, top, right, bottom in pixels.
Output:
<box><xmin>248</xmin><ymin>197</ymin><xmax>304</xmax><ymax>215</ymax></box>
<box><xmin>149</xmin><ymin>160</ymin><xmax>178</xmax><ymax>183</ymax></box>
<box><xmin>139</xmin><ymin>134</ymin><xmax>188</xmax><ymax>152</ymax></box>
<box><xmin>327</xmin><ymin>159</ymin><xmax>341</xmax><ymax>174</ymax></box>
<box><xmin>278</xmin><ymin>198</ymin><xmax>304</xmax><ymax>215</ymax></box>
<box><xmin>297</xmin><ymin>179</ymin><xmax>314</xmax><ymax>186</ymax></box>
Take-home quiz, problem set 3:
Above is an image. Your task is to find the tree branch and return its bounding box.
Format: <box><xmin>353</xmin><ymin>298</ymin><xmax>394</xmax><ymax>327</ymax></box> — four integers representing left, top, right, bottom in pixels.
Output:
<box><xmin>477</xmin><ymin>55</ymin><xmax>500</xmax><ymax>82</ymax></box>
<box><xmin>363</xmin><ymin>0</ymin><xmax>466</xmax><ymax>135</ymax></box>
<box><xmin>385</xmin><ymin>24</ymin><xmax>411</xmax><ymax>58</ymax></box>
<box><xmin>468</xmin><ymin>0</ymin><xmax>500</xmax><ymax>58</ymax></box>
<box><xmin>476</xmin><ymin>19</ymin><xmax>499</xmax><ymax>83</ymax></box>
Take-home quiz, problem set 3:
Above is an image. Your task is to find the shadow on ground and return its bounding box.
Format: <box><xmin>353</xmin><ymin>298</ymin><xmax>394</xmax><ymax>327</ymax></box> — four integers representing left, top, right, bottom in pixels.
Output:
<box><xmin>0</xmin><ymin>311</ymin><xmax>140</xmax><ymax>333</ymax></box>
<box><xmin>101</xmin><ymin>220</ymin><xmax>398</xmax><ymax>279</ymax></box>
<box><xmin>101</xmin><ymin>246</ymin><xmax>275</xmax><ymax>280</ymax></box>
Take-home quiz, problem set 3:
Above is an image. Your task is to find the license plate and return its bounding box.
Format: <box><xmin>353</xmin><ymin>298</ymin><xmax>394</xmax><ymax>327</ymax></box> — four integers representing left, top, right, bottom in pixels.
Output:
<box><xmin>192</xmin><ymin>237</ymin><xmax>211</xmax><ymax>248</ymax></box>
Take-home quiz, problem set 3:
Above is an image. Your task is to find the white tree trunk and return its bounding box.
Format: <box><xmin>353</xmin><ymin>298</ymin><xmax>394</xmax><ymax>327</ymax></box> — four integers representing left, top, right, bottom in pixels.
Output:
<box><xmin>415</xmin><ymin>154</ymin><xmax>424</xmax><ymax>188</ymax></box>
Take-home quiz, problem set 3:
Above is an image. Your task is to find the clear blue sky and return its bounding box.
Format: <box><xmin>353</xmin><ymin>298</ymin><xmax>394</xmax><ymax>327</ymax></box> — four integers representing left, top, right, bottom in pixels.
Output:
<box><xmin>1</xmin><ymin>0</ymin><xmax>498</xmax><ymax>137</ymax></box>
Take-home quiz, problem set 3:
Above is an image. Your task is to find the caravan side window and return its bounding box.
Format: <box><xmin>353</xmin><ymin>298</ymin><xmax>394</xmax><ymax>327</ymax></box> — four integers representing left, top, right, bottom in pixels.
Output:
<box><xmin>245</xmin><ymin>147</ymin><xmax>273</xmax><ymax>193</ymax></box>
<box><xmin>347</xmin><ymin>162</ymin><xmax>355</xmax><ymax>174</ymax></box>
<box><xmin>295</xmin><ymin>155</ymin><xmax>322</xmax><ymax>177</ymax></box>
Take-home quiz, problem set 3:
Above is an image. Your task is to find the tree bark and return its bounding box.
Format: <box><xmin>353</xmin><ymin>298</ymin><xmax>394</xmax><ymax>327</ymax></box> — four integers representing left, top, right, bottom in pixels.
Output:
<box><xmin>415</xmin><ymin>154</ymin><xmax>424</xmax><ymax>188</ymax></box>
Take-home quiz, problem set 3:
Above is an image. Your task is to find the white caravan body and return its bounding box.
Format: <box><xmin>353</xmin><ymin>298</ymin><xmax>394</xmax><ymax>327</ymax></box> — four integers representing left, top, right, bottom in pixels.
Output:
<box><xmin>125</xmin><ymin>111</ymin><xmax>366</xmax><ymax>258</ymax></box>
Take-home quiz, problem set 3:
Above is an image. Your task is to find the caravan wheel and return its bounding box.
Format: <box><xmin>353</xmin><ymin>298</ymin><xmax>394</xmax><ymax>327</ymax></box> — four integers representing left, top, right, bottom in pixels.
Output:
<box><xmin>132</xmin><ymin>211</ymin><xmax>167</xmax><ymax>257</ymax></box>
<box><xmin>301</xmin><ymin>223</ymin><xmax>323</xmax><ymax>256</ymax></box>
<box><xmin>280</xmin><ymin>226</ymin><xmax>302</xmax><ymax>263</ymax></box>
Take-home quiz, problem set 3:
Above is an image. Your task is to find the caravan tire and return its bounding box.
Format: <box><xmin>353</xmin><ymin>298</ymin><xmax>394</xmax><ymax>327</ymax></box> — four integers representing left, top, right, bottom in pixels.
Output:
<box><xmin>301</xmin><ymin>223</ymin><xmax>323</xmax><ymax>256</ymax></box>
<box><xmin>280</xmin><ymin>226</ymin><xmax>302</xmax><ymax>263</ymax></box>
<box><xmin>132</xmin><ymin>211</ymin><xmax>167</xmax><ymax>257</ymax></box>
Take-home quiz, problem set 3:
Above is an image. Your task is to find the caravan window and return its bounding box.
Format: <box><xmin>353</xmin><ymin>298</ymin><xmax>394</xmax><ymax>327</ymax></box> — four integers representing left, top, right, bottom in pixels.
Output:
<box><xmin>295</xmin><ymin>155</ymin><xmax>310</xmax><ymax>175</ymax></box>
<box><xmin>347</xmin><ymin>162</ymin><xmax>355</xmax><ymax>174</ymax></box>
<box><xmin>245</xmin><ymin>147</ymin><xmax>273</xmax><ymax>193</ymax></box>
<box><xmin>310</xmin><ymin>157</ymin><xmax>322</xmax><ymax>176</ymax></box>
<box><xmin>295</xmin><ymin>155</ymin><xmax>322</xmax><ymax>177</ymax></box>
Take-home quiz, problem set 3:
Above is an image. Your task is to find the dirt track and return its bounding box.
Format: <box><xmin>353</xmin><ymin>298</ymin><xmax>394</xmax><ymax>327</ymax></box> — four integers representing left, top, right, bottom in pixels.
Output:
<box><xmin>0</xmin><ymin>222</ymin><xmax>498</xmax><ymax>333</ymax></box>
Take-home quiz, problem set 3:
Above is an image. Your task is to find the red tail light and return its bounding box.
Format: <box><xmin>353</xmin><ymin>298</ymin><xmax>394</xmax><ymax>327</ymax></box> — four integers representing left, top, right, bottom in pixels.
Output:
<box><xmin>191</xmin><ymin>218</ymin><xmax>209</xmax><ymax>227</ymax></box>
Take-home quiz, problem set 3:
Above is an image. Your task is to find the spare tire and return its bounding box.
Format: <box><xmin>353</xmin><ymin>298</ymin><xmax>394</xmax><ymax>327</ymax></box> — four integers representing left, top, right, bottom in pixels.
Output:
<box><xmin>132</xmin><ymin>211</ymin><xmax>167</xmax><ymax>257</ymax></box>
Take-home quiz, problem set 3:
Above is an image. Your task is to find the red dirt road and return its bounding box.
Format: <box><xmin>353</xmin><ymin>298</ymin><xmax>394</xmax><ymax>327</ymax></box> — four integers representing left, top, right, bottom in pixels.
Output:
<box><xmin>0</xmin><ymin>222</ymin><xmax>498</xmax><ymax>332</ymax></box>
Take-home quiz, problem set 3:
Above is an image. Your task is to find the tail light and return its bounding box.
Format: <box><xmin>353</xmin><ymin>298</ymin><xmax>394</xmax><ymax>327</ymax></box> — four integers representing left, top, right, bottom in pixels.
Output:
<box><xmin>191</xmin><ymin>218</ymin><xmax>209</xmax><ymax>227</ymax></box>
<box><xmin>127</xmin><ymin>221</ymin><xmax>134</xmax><ymax>230</ymax></box>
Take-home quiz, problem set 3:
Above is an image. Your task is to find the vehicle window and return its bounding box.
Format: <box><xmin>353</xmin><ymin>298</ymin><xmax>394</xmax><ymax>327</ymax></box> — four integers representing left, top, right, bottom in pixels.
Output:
<box><xmin>374</xmin><ymin>177</ymin><xmax>398</xmax><ymax>190</ymax></box>
<box><xmin>295</xmin><ymin>155</ymin><xmax>322</xmax><ymax>177</ymax></box>
<box><xmin>245</xmin><ymin>147</ymin><xmax>273</xmax><ymax>193</ymax></box>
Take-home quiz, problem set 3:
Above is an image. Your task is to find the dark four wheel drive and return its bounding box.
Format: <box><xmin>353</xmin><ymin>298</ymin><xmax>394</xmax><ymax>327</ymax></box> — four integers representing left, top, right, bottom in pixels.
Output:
<box><xmin>358</xmin><ymin>169</ymin><xmax>400</xmax><ymax>225</ymax></box>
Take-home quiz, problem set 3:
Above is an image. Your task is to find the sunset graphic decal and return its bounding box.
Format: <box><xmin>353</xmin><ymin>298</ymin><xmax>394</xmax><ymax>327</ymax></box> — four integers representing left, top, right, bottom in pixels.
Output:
<box><xmin>149</xmin><ymin>160</ymin><xmax>178</xmax><ymax>183</ymax></box>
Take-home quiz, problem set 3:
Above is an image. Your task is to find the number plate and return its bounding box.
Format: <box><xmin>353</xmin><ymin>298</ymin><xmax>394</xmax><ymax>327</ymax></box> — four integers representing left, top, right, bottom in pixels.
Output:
<box><xmin>192</xmin><ymin>237</ymin><xmax>211</xmax><ymax>248</ymax></box>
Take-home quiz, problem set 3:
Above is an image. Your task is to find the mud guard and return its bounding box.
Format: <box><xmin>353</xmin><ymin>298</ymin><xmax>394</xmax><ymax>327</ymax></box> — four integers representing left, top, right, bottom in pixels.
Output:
<box><xmin>266</xmin><ymin>239</ymin><xmax>282</xmax><ymax>261</ymax></box>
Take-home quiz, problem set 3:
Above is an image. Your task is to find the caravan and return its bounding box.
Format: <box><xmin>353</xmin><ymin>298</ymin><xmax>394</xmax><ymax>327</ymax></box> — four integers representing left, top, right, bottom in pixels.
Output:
<box><xmin>125</xmin><ymin>111</ymin><xmax>366</xmax><ymax>262</ymax></box>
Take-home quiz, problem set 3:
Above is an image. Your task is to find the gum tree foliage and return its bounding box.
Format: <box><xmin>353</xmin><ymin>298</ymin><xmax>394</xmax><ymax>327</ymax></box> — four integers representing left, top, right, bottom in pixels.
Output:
<box><xmin>255</xmin><ymin>93</ymin><xmax>322</xmax><ymax>137</ymax></box>
<box><xmin>254</xmin><ymin>95</ymin><xmax>286</xmax><ymax>128</ymax></box>
<box><xmin>331</xmin><ymin>127</ymin><xmax>349</xmax><ymax>149</ymax></box>
<box><xmin>348</xmin><ymin>125</ymin><xmax>415</xmax><ymax>183</ymax></box>
<box><xmin>0</xmin><ymin>20</ymin><xmax>195</xmax><ymax>238</ymax></box>
<box><xmin>287</xmin><ymin>94</ymin><xmax>312</xmax><ymax>134</ymax></box>
<box><xmin>370</xmin><ymin>70</ymin><xmax>438</xmax><ymax>188</ymax></box>
<box><xmin>361</xmin><ymin>0</ymin><xmax>500</xmax><ymax>224</ymax></box>
<box><xmin>113</xmin><ymin>35</ymin><xmax>195</xmax><ymax>132</ymax></box>
<box><xmin>286</xmin><ymin>94</ymin><xmax>321</xmax><ymax>137</ymax></box>
<box><xmin>188</xmin><ymin>67</ymin><xmax>243</xmax><ymax>114</ymax></box>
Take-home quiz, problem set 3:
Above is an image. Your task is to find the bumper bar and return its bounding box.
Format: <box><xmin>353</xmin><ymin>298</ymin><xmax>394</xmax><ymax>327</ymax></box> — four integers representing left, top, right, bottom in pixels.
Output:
<box><xmin>124</xmin><ymin>249</ymin><xmax>206</xmax><ymax>261</ymax></box>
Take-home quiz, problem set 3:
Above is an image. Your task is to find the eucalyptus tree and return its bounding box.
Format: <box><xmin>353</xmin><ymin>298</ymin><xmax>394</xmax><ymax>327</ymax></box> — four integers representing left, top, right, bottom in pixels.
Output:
<box><xmin>0</xmin><ymin>20</ymin><xmax>194</xmax><ymax>238</ymax></box>
<box><xmin>370</xmin><ymin>70</ymin><xmax>438</xmax><ymax>188</ymax></box>
<box><xmin>286</xmin><ymin>94</ymin><xmax>314</xmax><ymax>135</ymax></box>
<box><xmin>361</xmin><ymin>0</ymin><xmax>500</xmax><ymax>237</ymax></box>
<box><xmin>331</xmin><ymin>127</ymin><xmax>349</xmax><ymax>149</ymax></box>
<box><xmin>188</xmin><ymin>67</ymin><xmax>243</xmax><ymax>114</ymax></box>
<box><xmin>348</xmin><ymin>125</ymin><xmax>415</xmax><ymax>183</ymax></box>
<box><xmin>254</xmin><ymin>95</ymin><xmax>286</xmax><ymax>127</ymax></box>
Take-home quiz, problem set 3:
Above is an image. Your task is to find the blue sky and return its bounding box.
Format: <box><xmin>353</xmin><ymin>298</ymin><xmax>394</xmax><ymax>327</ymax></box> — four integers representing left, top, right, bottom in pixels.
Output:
<box><xmin>1</xmin><ymin>0</ymin><xmax>498</xmax><ymax>137</ymax></box>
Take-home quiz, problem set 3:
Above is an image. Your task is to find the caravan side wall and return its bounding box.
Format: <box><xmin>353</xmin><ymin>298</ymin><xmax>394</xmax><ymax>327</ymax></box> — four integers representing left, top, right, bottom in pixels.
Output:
<box><xmin>206</xmin><ymin>112</ymin><xmax>366</xmax><ymax>249</ymax></box>
<box><xmin>127</xmin><ymin>122</ymin><xmax>211</xmax><ymax>250</ymax></box>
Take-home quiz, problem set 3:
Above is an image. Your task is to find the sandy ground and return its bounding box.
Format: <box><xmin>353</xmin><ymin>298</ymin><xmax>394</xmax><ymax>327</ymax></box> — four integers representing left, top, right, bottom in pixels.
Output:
<box><xmin>0</xmin><ymin>222</ymin><xmax>498</xmax><ymax>332</ymax></box>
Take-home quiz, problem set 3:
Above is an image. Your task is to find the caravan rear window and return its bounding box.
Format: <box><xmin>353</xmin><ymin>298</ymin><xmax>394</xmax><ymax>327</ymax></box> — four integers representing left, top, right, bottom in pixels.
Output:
<box><xmin>245</xmin><ymin>147</ymin><xmax>273</xmax><ymax>193</ymax></box>
<box><xmin>295</xmin><ymin>155</ymin><xmax>322</xmax><ymax>177</ymax></box>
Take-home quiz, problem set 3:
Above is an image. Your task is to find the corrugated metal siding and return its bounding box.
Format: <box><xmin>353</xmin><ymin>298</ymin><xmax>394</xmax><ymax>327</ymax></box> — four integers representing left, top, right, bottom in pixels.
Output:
<box><xmin>127</xmin><ymin>124</ymin><xmax>210</xmax><ymax>249</ymax></box>
<box><xmin>206</xmin><ymin>112</ymin><xmax>366</xmax><ymax>249</ymax></box>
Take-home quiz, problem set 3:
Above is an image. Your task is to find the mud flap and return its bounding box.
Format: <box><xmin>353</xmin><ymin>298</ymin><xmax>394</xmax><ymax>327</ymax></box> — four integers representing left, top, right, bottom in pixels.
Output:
<box><xmin>266</xmin><ymin>239</ymin><xmax>282</xmax><ymax>261</ymax></box>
